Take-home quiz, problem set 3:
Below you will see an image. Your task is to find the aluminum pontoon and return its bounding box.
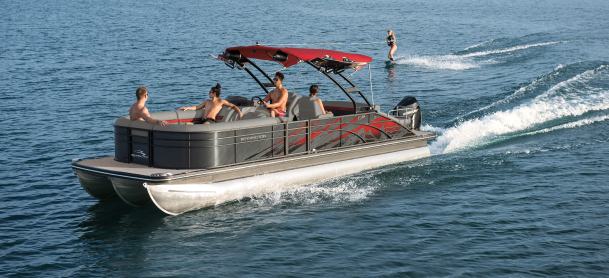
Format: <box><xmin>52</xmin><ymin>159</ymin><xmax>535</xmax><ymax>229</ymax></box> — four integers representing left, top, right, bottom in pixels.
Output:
<box><xmin>72</xmin><ymin>45</ymin><xmax>436</xmax><ymax>215</ymax></box>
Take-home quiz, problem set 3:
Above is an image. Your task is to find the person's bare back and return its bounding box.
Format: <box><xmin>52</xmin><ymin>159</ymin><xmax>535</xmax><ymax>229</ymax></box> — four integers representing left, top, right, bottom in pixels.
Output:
<box><xmin>129</xmin><ymin>102</ymin><xmax>147</xmax><ymax>121</ymax></box>
<box><xmin>129</xmin><ymin>87</ymin><xmax>168</xmax><ymax>126</ymax></box>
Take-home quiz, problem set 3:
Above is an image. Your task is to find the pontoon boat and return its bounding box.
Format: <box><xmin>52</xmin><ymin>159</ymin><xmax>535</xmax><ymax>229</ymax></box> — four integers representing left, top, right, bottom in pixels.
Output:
<box><xmin>71</xmin><ymin>45</ymin><xmax>436</xmax><ymax>215</ymax></box>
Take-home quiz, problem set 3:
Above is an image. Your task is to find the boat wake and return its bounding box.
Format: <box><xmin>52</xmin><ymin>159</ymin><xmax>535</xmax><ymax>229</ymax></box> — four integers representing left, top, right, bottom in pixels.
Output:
<box><xmin>394</xmin><ymin>40</ymin><xmax>568</xmax><ymax>70</ymax></box>
<box><xmin>428</xmin><ymin>64</ymin><xmax>609</xmax><ymax>154</ymax></box>
<box><xmin>455</xmin><ymin>64</ymin><xmax>568</xmax><ymax>121</ymax></box>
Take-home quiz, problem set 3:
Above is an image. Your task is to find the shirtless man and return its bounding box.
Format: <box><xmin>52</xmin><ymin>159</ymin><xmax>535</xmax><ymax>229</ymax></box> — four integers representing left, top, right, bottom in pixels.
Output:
<box><xmin>178</xmin><ymin>83</ymin><xmax>242</xmax><ymax>124</ymax></box>
<box><xmin>129</xmin><ymin>86</ymin><xmax>168</xmax><ymax>126</ymax></box>
<box><xmin>260</xmin><ymin>72</ymin><xmax>288</xmax><ymax>118</ymax></box>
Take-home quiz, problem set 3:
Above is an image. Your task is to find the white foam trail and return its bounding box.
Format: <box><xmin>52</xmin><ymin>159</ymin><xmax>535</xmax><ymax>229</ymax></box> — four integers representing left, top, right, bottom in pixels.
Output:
<box><xmin>523</xmin><ymin>115</ymin><xmax>609</xmax><ymax>136</ymax></box>
<box><xmin>455</xmin><ymin>64</ymin><xmax>566</xmax><ymax>121</ymax></box>
<box><xmin>395</xmin><ymin>54</ymin><xmax>488</xmax><ymax>70</ymax></box>
<box><xmin>430</xmin><ymin>65</ymin><xmax>609</xmax><ymax>154</ymax></box>
<box><xmin>395</xmin><ymin>41</ymin><xmax>566</xmax><ymax>70</ymax></box>
<box><xmin>461</xmin><ymin>41</ymin><xmax>567</xmax><ymax>58</ymax></box>
<box><xmin>463</xmin><ymin>39</ymin><xmax>495</xmax><ymax>51</ymax></box>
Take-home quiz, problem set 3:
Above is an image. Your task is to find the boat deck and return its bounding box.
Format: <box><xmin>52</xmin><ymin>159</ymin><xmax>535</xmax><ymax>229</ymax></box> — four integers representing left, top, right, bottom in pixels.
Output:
<box><xmin>77</xmin><ymin>157</ymin><xmax>198</xmax><ymax>177</ymax></box>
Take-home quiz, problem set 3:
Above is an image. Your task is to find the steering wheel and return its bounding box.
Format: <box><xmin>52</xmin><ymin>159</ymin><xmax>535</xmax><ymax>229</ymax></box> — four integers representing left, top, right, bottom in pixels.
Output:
<box><xmin>251</xmin><ymin>96</ymin><xmax>264</xmax><ymax>106</ymax></box>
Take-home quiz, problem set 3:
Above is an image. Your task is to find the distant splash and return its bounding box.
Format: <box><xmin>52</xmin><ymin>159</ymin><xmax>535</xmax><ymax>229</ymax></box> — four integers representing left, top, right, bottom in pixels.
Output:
<box><xmin>396</xmin><ymin>40</ymin><xmax>567</xmax><ymax>70</ymax></box>
<box><xmin>428</xmin><ymin>65</ymin><xmax>609</xmax><ymax>154</ymax></box>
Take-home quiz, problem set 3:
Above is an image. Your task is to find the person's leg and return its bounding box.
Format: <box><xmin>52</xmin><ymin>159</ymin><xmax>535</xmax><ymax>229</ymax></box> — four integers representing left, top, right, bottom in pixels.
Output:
<box><xmin>389</xmin><ymin>45</ymin><xmax>397</xmax><ymax>60</ymax></box>
<box><xmin>269</xmin><ymin>109</ymin><xmax>277</xmax><ymax>118</ymax></box>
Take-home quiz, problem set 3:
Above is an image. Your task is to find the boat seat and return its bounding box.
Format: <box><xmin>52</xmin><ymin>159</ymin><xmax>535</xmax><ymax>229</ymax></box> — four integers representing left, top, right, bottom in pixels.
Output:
<box><xmin>298</xmin><ymin>96</ymin><xmax>334</xmax><ymax>120</ymax></box>
<box><xmin>240</xmin><ymin>105</ymin><xmax>271</xmax><ymax>120</ymax></box>
<box><xmin>215</xmin><ymin>106</ymin><xmax>239</xmax><ymax>122</ymax></box>
<box><xmin>278</xmin><ymin>92</ymin><xmax>300</xmax><ymax>122</ymax></box>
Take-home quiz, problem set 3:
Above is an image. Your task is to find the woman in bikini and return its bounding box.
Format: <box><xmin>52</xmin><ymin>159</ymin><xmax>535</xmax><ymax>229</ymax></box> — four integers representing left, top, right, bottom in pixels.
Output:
<box><xmin>387</xmin><ymin>29</ymin><xmax>397</xmax><ymax>61</ymax></box>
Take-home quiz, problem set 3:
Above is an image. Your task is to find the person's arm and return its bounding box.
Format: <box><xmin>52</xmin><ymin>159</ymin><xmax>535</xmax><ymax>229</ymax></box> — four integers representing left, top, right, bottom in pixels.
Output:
<box><xmin>391</xmin><ymin>34</ymin><xmax>396</xmax><ymax>42</ymax></box>
<box><xmin>178</xmin><ymin>106</ymin><xmax>196</xmax><ymax>111</ymax></box>
<box><xmin>261</xmin><ymin>93</ymin><xmax>271</xmax><ymax>105</ymax></box>
<box><xmin>222</xmin><ymin>100</ymin><xmax>243</xmax><ymax>118</ymax></box>
<box><xmin>141</xmin><ymin>107</ymin><xmax>168</xmax><ymax>126</ymax></box>
<box><xmin>179</xmin><ymin>101</ymin><xmax>206</xmax><ymax>111</ymax></box>
<box><xmin>265</xmin><ymin>90</ymin><xmax>288</xmax><ymax>109</ymax></box>
<box><xmin>316</xmin><ymin>98</ymin><xmax>327</xmax><ymax>114</ymax></box>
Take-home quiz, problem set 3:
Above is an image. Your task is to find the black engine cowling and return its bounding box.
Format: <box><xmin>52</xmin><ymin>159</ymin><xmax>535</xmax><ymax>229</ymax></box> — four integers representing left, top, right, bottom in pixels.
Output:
<box><xmin>392</xmin><ymin>96</ymin><xmax>422</xmax><ymax>131</ymax></box>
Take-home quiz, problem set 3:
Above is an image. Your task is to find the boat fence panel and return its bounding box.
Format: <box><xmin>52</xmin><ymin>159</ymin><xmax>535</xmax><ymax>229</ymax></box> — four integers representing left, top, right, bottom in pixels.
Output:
<box><xmin>113</xmin><ymin>113</ymin><xmax>414</xmax><ymax>169</ymax></box>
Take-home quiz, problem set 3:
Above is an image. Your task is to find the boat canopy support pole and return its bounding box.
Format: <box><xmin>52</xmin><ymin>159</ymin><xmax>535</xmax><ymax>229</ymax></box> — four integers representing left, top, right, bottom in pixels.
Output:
<box><xmin>292</xmin><ymin>61</ymin><xmax>304</xmax><ymax>93</ymax></box>
<box><xmin>240</xmin><ymin>59</ymin><xmax>275</xmax><ymax>95</ymax></box>
<box><xmin>305</xmin><ymin>61</ymin><xmax>373</xmax><ymax>114</ymax></box>
<box><xmin>338</xmin><ymin>72</ymin><xmax>373</xmax><ymax>108</ymax></box>
<box><xmin>368</xmin><ymin>64</ymin><xmax>374</xmax><ymax>106</ymax></box>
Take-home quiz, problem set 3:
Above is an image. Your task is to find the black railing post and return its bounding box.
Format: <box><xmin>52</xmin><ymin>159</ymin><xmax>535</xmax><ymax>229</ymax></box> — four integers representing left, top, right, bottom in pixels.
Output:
<box><xmin>148</xmin><ymin>130</ymin><xmax>152</xmax><ymax>167</ymax></box>
<box><xmin>284</xmin><ymin>122</ymin><xmax>288</xmax><ymax>156</ymax></box>
<box><xmin>307</xmin><ymin>120</ymin><xmax>311</xmax><ymax>153</ymax></box>
<box><xmin>127</xmin><ymin>128</ymin><xmax>132</xmax><ymax>163</ymax></box>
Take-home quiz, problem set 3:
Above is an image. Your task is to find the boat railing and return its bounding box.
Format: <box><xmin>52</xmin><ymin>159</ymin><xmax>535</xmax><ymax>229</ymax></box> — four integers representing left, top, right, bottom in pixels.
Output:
<box><xmin>388</xmin><ymin>106</ymin><xmax>418</xmax><ymax>117</ymax></box>
<box><xmin>114</xmin><ymin>112</ymin><xmax>414</xmax><ymax>169</ymax></box>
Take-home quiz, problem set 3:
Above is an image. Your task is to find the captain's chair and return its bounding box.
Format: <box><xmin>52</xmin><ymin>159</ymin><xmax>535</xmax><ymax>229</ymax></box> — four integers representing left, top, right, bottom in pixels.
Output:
<box><xmin>278</xmin><ymin>92</ymin><xmax>300</xmax><ymax>121</ymax></box>
<box><xmin>298</xmin><ymin>96</ymin><xmax>334</xmax><ymax>120</ymax></box>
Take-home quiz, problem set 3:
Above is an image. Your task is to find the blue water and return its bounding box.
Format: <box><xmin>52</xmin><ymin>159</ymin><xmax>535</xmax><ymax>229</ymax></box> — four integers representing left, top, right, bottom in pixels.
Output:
<box><xmin>2</xmin><ymin>0</ymin><xmax>609</xmax><ymax>276</ymax></box>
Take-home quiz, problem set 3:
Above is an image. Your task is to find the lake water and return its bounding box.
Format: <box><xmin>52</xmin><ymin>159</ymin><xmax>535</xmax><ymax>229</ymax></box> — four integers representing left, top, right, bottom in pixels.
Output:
<box><xmin>2</xmin><ymin>0</ymin><xmax>609</xmax><ymax>276</ymax></box>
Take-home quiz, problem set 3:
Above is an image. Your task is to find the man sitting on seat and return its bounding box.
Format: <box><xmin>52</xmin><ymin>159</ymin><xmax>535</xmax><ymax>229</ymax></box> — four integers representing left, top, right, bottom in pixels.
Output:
<box><xmin>178</xmin><ymin>83</ymin><xmax>243</xmax><ymax>124</ymax></box>
<box><xmin>129</xmin><ymin>86</ymin><xmax>168</xmax><ymax>126</ymax></box>
<box><xmin>259</xmin><ymin>72</ymin><xmax>288</xmax><ymax>118</ymax></box>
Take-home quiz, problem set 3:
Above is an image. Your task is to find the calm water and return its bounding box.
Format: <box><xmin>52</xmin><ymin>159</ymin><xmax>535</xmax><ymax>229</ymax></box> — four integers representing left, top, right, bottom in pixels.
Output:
<box><xmin>2</xmin><ymin>0</ymin><xmax>609</xmax><ymax>277</ymax></box>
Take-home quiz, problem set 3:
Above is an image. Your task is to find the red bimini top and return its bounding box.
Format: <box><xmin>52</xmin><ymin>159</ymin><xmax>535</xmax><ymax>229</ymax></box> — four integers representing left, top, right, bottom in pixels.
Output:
<box><xmin>225</xmin><ymin>45</ymin><xmax>372</xmax><ymax>71</ymax></box>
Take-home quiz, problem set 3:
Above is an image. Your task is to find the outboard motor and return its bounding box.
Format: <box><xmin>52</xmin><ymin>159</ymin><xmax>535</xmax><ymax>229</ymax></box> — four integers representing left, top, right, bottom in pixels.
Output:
<box><xmin>392</xmin><ymin>96</ymin><xmax>422</xmax><ymax>131</ymax></box>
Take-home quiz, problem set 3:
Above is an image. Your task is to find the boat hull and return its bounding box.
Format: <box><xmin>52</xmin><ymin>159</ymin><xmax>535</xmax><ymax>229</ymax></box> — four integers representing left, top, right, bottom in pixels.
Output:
<box><xmin>73</xmin><ymin>132</ymin><xmax>435</xmax><ymax>215</ymax></box>
<box><xmin>75</xmin><ymin>171</ymin><xmax>117</xmax><ymax>200</ymax></box>
<box><xmin>110</xmin><ymin>177</ymin><xmax>151</xmax><ymax>207</ymax></box>
<box><xmin>146</xmin><ymin>145</ymin><xmax>430</xmax><ymax>215</ymax></box>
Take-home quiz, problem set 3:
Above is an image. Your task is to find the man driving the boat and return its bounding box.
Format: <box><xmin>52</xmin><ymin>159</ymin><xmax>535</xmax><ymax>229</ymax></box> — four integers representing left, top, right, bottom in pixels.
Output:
<box><xmin>178</xmin><ymin>83</ymin><xmax>243</xmax><ymax>124</ymax></box>
<box><xmin>129</xmin><ymin>86</ymin><xmax>168</xmax><ymax>126</ymax></box>
<box><xmin>259</xmin><ymin>72</ymin><xmax>288</xmax><ymax>118</ymax></box>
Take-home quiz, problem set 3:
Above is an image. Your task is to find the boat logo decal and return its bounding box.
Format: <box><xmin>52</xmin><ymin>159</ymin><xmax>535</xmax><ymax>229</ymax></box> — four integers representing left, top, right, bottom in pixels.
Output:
<box><xmin>131</xmin><ymin>150</ymin><xmax>148</xmax><ymax>159</ymax></box>
<box><xmin>240</xmin><ymin>134</ymin><xmax>267</xmax><ymax>142</ymax></box>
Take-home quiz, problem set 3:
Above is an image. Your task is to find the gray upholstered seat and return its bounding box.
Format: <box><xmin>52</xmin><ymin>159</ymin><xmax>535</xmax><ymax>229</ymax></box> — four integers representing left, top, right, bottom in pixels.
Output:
<box><xmin>278</xmin><ymin>92</ymin><xmax>300</xmax><ymax>121</ymax></box>
<box><xmin>298</xmin><ymin>96</ymin><xmax>334</xmax><ymax>120</ymax></box>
